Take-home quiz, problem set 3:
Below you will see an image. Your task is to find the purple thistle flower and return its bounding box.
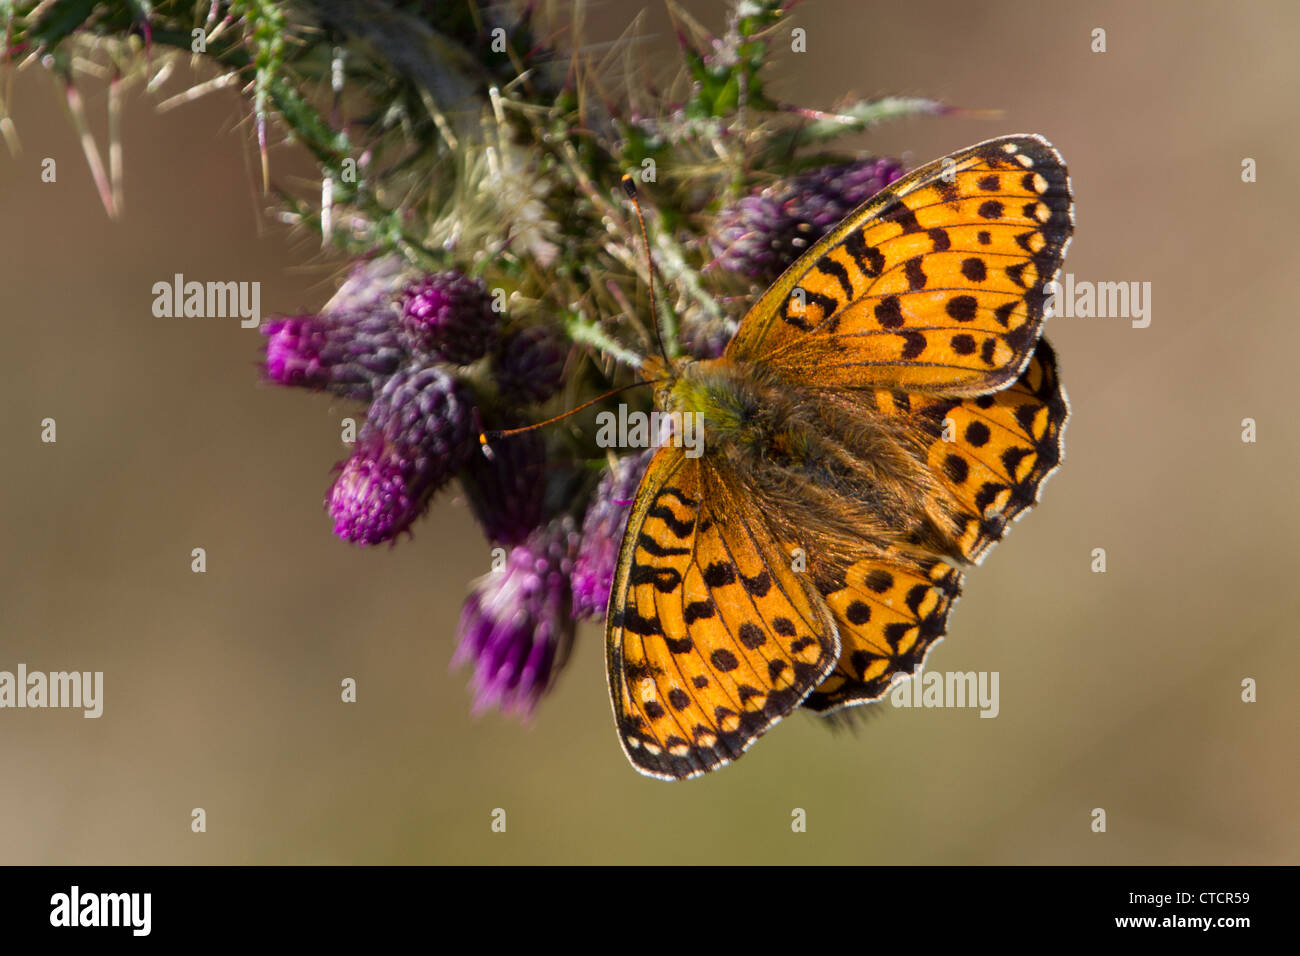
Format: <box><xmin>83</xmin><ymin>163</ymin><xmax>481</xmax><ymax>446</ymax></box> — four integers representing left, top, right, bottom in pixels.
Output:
<box><xmin>453</xmin><ymin>516</ymin><xmax>581</xmax><ymax>718</ymax></box>
<box><xmin>710</xmin><ymin>157</ymin><xmax>905</xmax><ymax>282</ymax></box>
<box><xmin>327</xmin><ymin>365</ymin><xmax>474</xmax><ymax>545</ymax></box>
<box><xmin>571</xmin><ymin>450</ymin><xmax>654</xmax><ymax>620</ymax></box>
<box><xmin>459</xmin><ymin>426</ymin><xmax>548</xmax><ymax>546</ymax></box>
<box><xmin>261</xmin><ymin>310</ymin><xmax>407</xmax><ymax>401</ymax></box>
<box><xmin>400</xmin><ymin>270</ymin><xmax>499</xmax><ymax>365</ymax></box>
<box><xmin>492</xmin><ymin>324</ymin><xmax>567</xmax><ymax>405</ymax></box>
<box><xmin>260</xmin><ymin>255</ymin><xmax>413</xmax><ymax>401</ymax></box>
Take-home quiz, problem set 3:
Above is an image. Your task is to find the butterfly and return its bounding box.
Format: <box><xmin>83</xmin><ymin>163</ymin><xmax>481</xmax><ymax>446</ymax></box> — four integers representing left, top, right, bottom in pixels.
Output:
<box><xmin>605</xmin><ymin>134</ymin><xmax>1073</xmax><ymax>779</ymax></box>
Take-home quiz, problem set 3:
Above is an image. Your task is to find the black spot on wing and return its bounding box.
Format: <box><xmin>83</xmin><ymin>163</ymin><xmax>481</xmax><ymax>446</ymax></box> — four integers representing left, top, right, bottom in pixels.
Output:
<box><xmin>904</xmin><ymin>256</ymin><xmax>927</xmax><ymax>291</ymax></box>
<box><xmin>703</xmin><ymin>562</ymin><xmax>737</xmax><ymax>587</ymax></box>
<box><xmin>900</xmin><ymin>331</ymin><xmax>927</xmax><ymax>360</ymax></box>
<box><xmin>647</xmin><ymin>504</ymin><xmax>695</xmax><ymax>538</ymax></box>
<box><xmin>846</xmin><ymin>600</ymin><xmax>871</xmax><ymax>624</ymax></box>
<box><xmin>738</xmin><ymin>621</ymin><xmax>767</xmax><ymax>649</ymax></box>
<box><xmin>875</xmin><ymin>296</ymin><xmax>905</xmax><ymax>329</ymax></box>
<box><xmin>741</xmin><ymin>570</ymin><xmax>771</xmax><ymax>596</ymax></box>
<box><xmin>815</xmin><ymin>257</ymin><xmax>854</xmax><ymax>299</ymax></box>
<box><xmin>629</xmin><ymin>563</ymin><xmax>682</xmax><ymax>593</ymax></box>
<box><xmin>710</xmin><ymin>648</ymin><xmax>740</xmax><ymax>671</ymax></box>
<box><xmin>637</xmin><ymin>533</ymin><xmax>690</xmax><ymax>558</ymax></box>
<box><xmin>883</xmin><ymin>202</ymin><xmax>921</xmax><ymax>233</ymax></box>
<box><xmin>946</xmin><ymin>296</ymin><xmax>978</xmax><ymax>322</ymax></box>
<box><xmin>864</xmin><ymin>569</ymin><xmax>894</xmax><ymax>593</ymax></box>
<box><xmin>844</xmin><ymin>230</ymin><xmax>884</xmax><ymax>277</ymax></box>
<box><xmin>683</xmin><ymin>599</ymin><xmax>716</xmax><ymax>623</ymax></box>
<box><xmin>620</xmin><ymin>606</ymin><xmax>663</xmax><ymax>636</ymax></box>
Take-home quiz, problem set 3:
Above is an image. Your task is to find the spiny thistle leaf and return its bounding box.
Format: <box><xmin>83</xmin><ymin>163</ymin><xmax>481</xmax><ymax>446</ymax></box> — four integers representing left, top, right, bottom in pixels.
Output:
<box><xmin>765</xmin><ymin>95</ymin><xmax>955</xmax><ymax>157</ymax></box>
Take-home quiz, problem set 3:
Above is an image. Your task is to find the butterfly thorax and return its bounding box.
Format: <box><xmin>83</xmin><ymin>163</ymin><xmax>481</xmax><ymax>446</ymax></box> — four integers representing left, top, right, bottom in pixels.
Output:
<box><xmin>649</xmin><ymin>355</ymin><xmax>965</xmax><ymax>565</ymax></box>
<box><xmin>655</xmin><ymin>356</ymin><xmax>786</xmax><ymax>448</ymax></box>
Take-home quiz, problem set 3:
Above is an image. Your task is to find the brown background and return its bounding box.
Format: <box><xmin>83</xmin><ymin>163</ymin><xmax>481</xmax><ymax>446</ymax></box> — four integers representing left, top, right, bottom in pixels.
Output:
<box><xmin>1</xmin><ymin>0</ymin><xmax>1296</xmax><ymax>864</ymax></box>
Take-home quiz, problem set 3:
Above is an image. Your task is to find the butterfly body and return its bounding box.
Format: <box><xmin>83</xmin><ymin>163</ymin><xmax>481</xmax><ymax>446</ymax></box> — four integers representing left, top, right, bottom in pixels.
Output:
<box><xmin>608</xmin><ymin>135</ymin><xmax>1074</xmax><ymax>779</ymax></box>
<box><xmin>652</xmin><ymin>353</ymin><xmax>964</xmax><ymax>567</ymax></box>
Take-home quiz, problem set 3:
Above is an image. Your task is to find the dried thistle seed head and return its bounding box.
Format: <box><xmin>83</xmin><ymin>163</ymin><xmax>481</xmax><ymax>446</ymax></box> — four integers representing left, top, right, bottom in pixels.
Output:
<box><xmin>399</xmin><ymin>271</ymin><xmax>499</xmax><ymax>365</ymax></box>
<box><xmin>453</xmin><ymin>515</ymin><xmax>581</xmax><ymax>718</ymax></box>
<box><xmin>327</xmin><ymin>365</ymin><xmax>474</xmax><ymax>544</ymax></box>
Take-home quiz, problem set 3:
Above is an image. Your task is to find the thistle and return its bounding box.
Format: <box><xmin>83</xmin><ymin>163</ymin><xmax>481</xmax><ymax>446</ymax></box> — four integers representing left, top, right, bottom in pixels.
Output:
<box><xmin>11</xmin><ymin>0</ymin><xmax>955</xmax><ymax>720</ymax></box>
<box><xmin>571</xmin><ymin>450</ymin><xmax>655</xmax><ymax>621</ymax></box>
<box><xmin>328</xmin><ymin>365</ymin><xmax>473</xmax><ymax>545</ymax></box>
<box><xmin>261</xmin><ymin>311</ymin><xmax>406</xmax><ymax>401</ymax></box>
<box><xmin>710</xmin><ymin>158</ymin><xmax>906</xmax><ymax>283</ymax></box>
<box><xmin>453</xmin><ymin>516</ymin><xmax>580</xmax><ymax>717</ymax></box>
<box><xmin>399</xmin><ymin>271</ymin><xmax>499</xmax><ymax>365</ymax></box>
<box><xmin>492</xmin><ymin>325</ymin><xmax>567</xmax><ymax>405</ymax></box>
<box><xmin>458</xmin><ymin>424</ymin><xmax>548</xmax><ymax>547</ymax></box>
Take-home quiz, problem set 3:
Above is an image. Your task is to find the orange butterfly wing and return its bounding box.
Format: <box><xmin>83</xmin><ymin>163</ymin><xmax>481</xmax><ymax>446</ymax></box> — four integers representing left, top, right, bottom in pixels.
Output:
<box><xmin>904</xmin><ymin>337</ymin><xmax>1069</xmax><ymax>564</ymax></box>
<box><xmin>802</xmin><ymin>341</ymin><xmax>1068</xmax><ymax>712</ymax></box>
<box><xmin>605</xmin><ymin>446</ymin><xmax>840</xmax><ymax>779</ymax></box>
<box><xmin>726</xmin><ymin>134</ymin><xmax>1073</xmax><ymax>397</ymax></box>
<box><xmin>804</xmin><ymin>550</ymin><xmax>963</xmax><ymax>712</ymax></box>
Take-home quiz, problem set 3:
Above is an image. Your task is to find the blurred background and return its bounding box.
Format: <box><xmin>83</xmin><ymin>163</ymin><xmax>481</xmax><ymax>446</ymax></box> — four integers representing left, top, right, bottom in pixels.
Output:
<box><xmin>1</xmin><ymin>0</ymin><xmax>1296</xmax><ymax>864</ymax></box>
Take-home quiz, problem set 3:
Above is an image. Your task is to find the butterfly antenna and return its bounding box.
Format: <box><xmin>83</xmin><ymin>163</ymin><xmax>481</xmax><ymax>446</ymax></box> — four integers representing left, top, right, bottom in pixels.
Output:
<box><xmin>477</xmin><ymin>379</ymin><xmax>664</xmax><ymax>459</ymax></box>
<box><xmin>621</xmin><ymin>174</ymin><xmax>673</xmax><ymax>368</ymax></box>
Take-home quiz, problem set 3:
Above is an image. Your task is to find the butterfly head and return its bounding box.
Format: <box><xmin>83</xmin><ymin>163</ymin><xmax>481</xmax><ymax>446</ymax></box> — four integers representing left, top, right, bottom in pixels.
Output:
<box><xmin>641</xmin><ymin>354</ymin><xmax>764</xmax><ymax>449</ymax></box>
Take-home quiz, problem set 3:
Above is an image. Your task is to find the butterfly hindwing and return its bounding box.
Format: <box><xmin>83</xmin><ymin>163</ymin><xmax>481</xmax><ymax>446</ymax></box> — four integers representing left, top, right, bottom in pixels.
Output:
<box><xmin>896</xmin><ymin>339</ymin><xmax>1069</xmax><ymax>563</ymax></box>
<box><xmin>726</xmin><ymin>135</ymin><xmax>1073</xmax><ymax>397</ymax></box>
<box><xmin>804</xmin><ymin>551</ymin><xmax>963</xmax><ymax>712</ymax></box>
<box><xmin>606</xmin><ymin>447</ymin><xmax>840</xmax><ymax>779</ymax></box>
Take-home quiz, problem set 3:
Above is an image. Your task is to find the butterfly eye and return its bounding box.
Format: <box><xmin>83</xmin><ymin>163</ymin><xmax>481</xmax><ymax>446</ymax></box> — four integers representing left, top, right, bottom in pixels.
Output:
<box><xmin>654</xmin><ymin>386</ymin><xmax>671</xmax><ymax>409</ymax></box>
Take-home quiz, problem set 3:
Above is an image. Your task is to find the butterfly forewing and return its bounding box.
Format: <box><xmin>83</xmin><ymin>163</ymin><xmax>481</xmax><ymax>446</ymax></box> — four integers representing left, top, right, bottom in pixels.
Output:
<box><xmin>726</xmin><ymin>135</ymin><xmax>1073</xmax><ymax>397</ymax></box>
<box><xmin>606</xmin><ymin>447</ymin><xmax>840</xmax><ymax>779</ymax></box>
